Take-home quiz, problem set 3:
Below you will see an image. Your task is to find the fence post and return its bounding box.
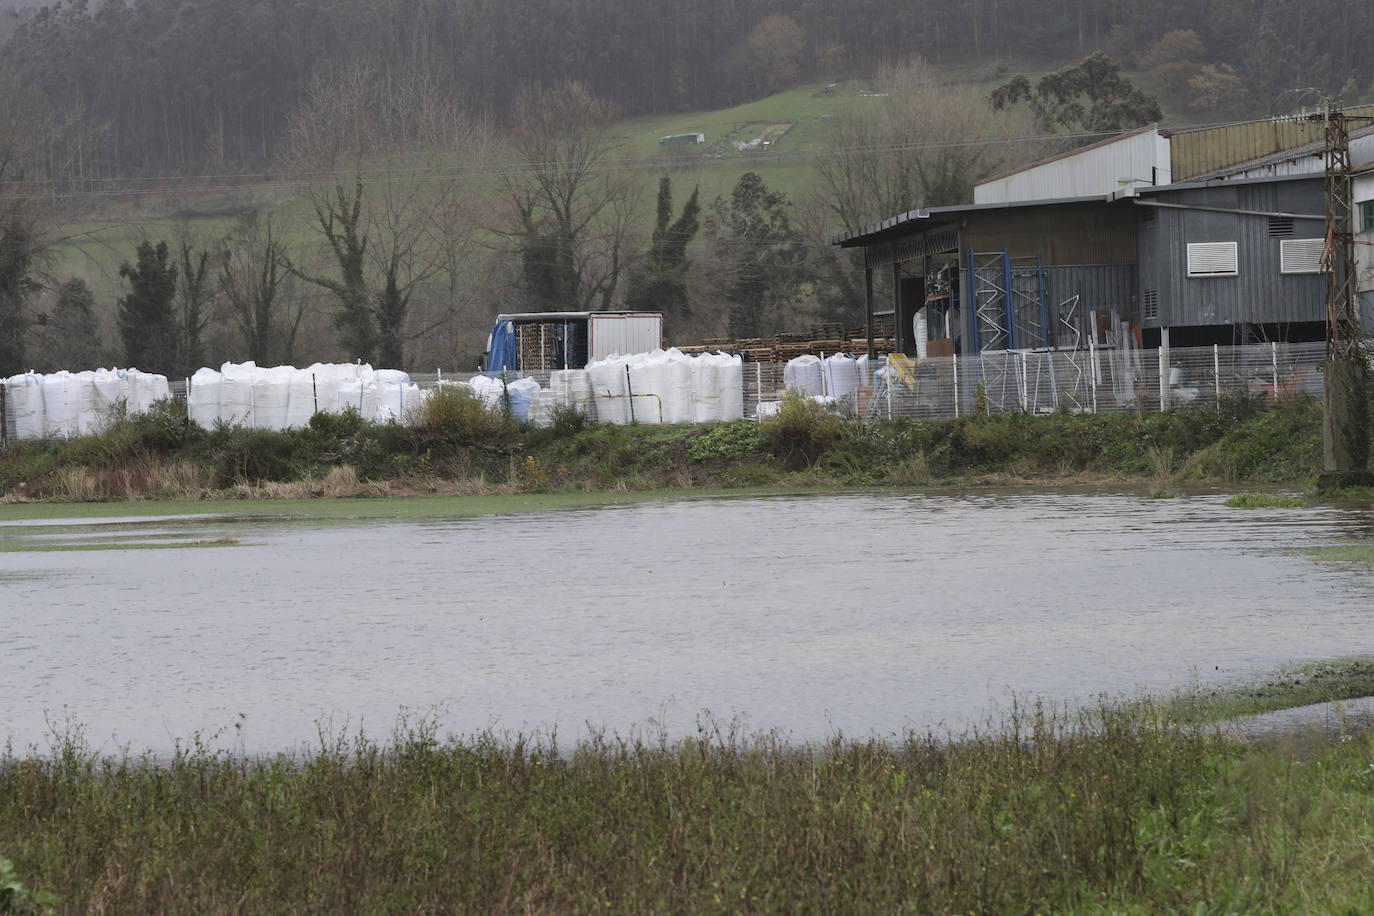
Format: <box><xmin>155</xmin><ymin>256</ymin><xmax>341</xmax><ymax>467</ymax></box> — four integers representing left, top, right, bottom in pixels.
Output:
<box><xmin>1271</xmin><ymin>342</ymin><xmax>1279</xmax><ymax>403</ymax></box>
<box><xmin>1213</xmin><ymin>344</ymin><xmax>1221</xmax><ymax>409</ymax></box>
<box><xmin>1019</xmin><ymin>352</ymin><xmax>1029</xmax><ymax>413</ymax></box>
<box><xmin>886</xmin><ymin>357</ymin><xmax>893</xmax><ymax>421</ymax></box>
<box><xmin>1158</xmin><ymin>345</ymin><xmax>1169</xmax><ymax>412</ymax></box>
<box><xmin>1089</xmin><ymin>339</ymin><xmax>1098</xmax><ymax>414</ymax></box>
<box><xmin>952</xmin><ymin>353</ymin><xmax>959</xmax><ymax>418</ymax></box>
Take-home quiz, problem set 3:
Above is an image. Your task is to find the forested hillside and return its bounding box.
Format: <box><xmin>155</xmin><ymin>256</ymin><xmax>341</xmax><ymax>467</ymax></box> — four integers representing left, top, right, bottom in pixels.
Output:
<box><xmin>3</xmin><ymin>0</ymin><xmax>1371</xmax><ymax>176</ymax></box>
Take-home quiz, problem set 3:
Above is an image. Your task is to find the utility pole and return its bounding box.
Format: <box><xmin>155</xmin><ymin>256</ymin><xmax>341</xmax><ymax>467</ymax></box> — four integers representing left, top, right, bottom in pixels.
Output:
<box><xmin>1313</xmin><ymin>106</ymin><xmax>1372</xmax><ymax>480</ymax></box>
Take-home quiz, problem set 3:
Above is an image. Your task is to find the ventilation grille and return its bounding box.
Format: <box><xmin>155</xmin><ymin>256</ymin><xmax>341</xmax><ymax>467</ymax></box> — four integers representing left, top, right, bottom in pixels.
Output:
<box><xmin>1142</xmin><ymin>289</ymin><xmax>1159</xmax><ymax>322</ymax></box>
<box><xmin>1279</xmin><ymin>238</ymin><xmax>1324</xmax><ymax>274</ymax></box>
<box><xmin>1267</xmin><ymin>216</ymin><xmax>1294</xmax><ymax>237</ymax></box>
<box><xmin>1187</xmin><ymin>241</ymin><xmax>1238</xmax><ymax>278</ymax></box>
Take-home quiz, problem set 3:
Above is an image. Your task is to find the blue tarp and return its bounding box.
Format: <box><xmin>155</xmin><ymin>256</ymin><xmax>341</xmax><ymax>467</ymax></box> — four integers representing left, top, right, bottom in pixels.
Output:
<box><xmin>487</xmin><ymin>320</ymin><xmax>516</xmax><ymax>372</ymax></box>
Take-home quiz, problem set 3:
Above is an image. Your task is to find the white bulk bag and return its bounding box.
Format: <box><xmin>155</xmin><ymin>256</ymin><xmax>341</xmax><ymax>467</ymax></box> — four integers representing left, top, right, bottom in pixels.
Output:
<box><xmin>783</xmin><ymin>355</ymin><xmax>824</xmax><ymax>397</ymax></box>
<box><xmin>6</xmin><ymin>374</ymin><xmax>45</xmax><ymax>440</ymax></box>
<box><xmin>252</xmin><ymin>365</ymin><xmax>294</xmax><ymax>431</ymax></box>
<box><xmin>188</xmin><ymin>367</ymin><xmax>222</xmax><ymax>429</ymax></box>
<box><xmin>718</xmin><ymin>353</ymin><xmax>744</xmax><ymax>421</ymax></box>
<box><xmin>40</xmin><ymin>371</ymin><xmax>77</xmax><ymax>438</ymax></box>
<box><xmin>218</xmin><ymin>362</ymin><xmax>258</xmax><ymax>428</ymax></box>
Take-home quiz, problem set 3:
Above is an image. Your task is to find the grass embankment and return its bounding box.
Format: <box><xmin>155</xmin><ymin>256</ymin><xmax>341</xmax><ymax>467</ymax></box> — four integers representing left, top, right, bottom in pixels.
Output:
<box><xmin>0</xmin><ymin>391</ymin><xmax>1327</xmax><ymax>504</ymax></box>
<box><xmin>4</xmin><ymin>680</ymin><xmax>1374</xmax><ymax>913</ymax></box>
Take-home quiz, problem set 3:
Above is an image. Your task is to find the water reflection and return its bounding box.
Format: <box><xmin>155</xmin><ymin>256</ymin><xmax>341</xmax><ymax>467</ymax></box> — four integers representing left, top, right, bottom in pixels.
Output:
<box><xmin>2</xmin><ymin>490</ymin><xmax>1371</xmax><ymax>754</ymax></box>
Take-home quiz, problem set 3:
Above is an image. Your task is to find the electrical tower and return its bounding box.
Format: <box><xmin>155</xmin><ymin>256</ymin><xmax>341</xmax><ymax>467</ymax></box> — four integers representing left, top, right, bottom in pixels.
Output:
<box><xmin>1312</xmin><ymin>106</ymin><xmax>1374</xmax><ymax>474</ymax></box>
<box><xmin>1318</xmin><ymin>109</ymin><xmax>1360</xmax><ymax>360</ymax></box>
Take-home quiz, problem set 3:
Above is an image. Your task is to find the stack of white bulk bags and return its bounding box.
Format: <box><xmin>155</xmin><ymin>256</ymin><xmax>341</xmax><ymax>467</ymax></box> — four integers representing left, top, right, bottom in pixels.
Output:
<box><xmin>3</xmin><ymin>367</ymin><xmax>171</xmax><ymax>440</ymax></box>
<box><xmin>526</xmin><ymin>388</ymin><xmax>559</xmax><ymax>427</ymax></box>
<box><xmin>549</xmin><ymin>369</ymin><xmax>592</xmax><ymax>411</ymax></box>
<box><xmin>4</xmin><ymin>373</ymin><xmax>44</xmax><ymax>440</ymax></box>
<box><xmin>188</xmin><ymin>367</ymin><xmax>221</xmax><ymax>429</ymax></box>
<box><xmin>375</xmin><ymin>369</ymin><xmax>420</xmax><ymax>423</ymax></box>
<box><xmin>690</xmin><ymin>352</ymin><xmax>743</xmax><ymax>424</ymax></box>
<box><xmin>783</xmin><ymin>355</ymin><xmax>824</xmax><ymax>396</ymax></box>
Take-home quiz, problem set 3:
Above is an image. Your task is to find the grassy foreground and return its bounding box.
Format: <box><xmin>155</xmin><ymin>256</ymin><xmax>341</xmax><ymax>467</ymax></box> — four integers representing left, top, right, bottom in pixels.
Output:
<box><xmin>0</xmin><ymin>390</ymin><xmax>1329</xmax><ymax>504</ymax></box>
<box><xmin>3</xmin><ymin>683</ymin><xmax>1374</xmax><ymax>914</ymax></box>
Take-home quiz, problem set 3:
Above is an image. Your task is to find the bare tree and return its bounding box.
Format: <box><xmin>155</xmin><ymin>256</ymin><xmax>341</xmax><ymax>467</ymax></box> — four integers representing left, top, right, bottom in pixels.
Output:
<box><xmin>498</xmin><ymin>79</ymin><xmax>639</xmax><ymax>313</ymax></box>
<box><xmin>286</xmin><ymin>60</ymin><xmax>488</xmax><ymax>367</ymax></box>
<box><xmin>219</xmin><ymin>211</ymin><xmax>304</xmax><ymax>366</ymax></box>
<box><xmin>813</xmin><ymin>57</ymin><xmax>1035</xmax><ymax>232</ymax></box>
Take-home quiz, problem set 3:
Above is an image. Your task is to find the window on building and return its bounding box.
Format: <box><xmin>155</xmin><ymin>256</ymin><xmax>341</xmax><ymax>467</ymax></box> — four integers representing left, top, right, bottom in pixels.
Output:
<box><xmin>1187</xmin><ymin>241</ymin><xmax>1238</xmax><ymax>278</ymax></box>
<box><xmin>1360</xmin><ymin>199</ymin><xmax>1374</xmax><ymax>233</ymax></box>
<box><xmin>1279</xmin><ymin>238</ymin><xmax>1324</xmax><ymax>274</ymax></box>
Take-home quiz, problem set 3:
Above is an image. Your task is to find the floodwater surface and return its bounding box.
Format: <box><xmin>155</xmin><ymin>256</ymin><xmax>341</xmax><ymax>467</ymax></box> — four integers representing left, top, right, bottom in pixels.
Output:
<box><xmin>2</xmin><ymin>490</ymin><xmax>1372</xmax><ymax>754</ymax></box>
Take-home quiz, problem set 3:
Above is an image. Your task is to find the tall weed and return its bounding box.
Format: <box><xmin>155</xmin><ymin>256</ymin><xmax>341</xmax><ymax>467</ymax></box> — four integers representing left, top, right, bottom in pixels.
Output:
<box><xmin>760</xmin><ymin>393</ymin><xmax>845</xmax><ymax>469</ymax></box>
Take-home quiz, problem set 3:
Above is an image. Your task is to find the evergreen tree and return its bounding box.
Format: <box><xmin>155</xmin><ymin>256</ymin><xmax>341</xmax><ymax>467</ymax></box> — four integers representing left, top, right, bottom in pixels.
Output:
<box><xmin>990</xmin><ymin>51</ymin><xmax>1162</xmax><ymax>136</ymax></box>
<box><xmin>0</xmin><ymin>215</ymin><xmax>39</xmax><ymax>376</ymax></box>
<box><xmin>40</xmin><ymin>277</ymin><xmax>103</xmax><ymax>371</ymax></box>
<box><xmin>117</xmin><ymin>240</ymin><xmax>178</xmax><ymax>373</ymax></box>
<box><xmin>625</xmin><ymin>176</ymin><xmax>699</xmax><ymax>332</ymax></box>
<box><xmin>707</xmin><ymin>172</ymin><xmax>811</xmax><ymax>340</ymax></box>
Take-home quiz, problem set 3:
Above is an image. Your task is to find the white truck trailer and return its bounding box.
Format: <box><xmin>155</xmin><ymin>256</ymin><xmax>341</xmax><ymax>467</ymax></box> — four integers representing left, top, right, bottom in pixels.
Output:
<box><xmin>482</xmin><ymin>311</ymin><xmax>663</xmax><ymax>372</ymax></box>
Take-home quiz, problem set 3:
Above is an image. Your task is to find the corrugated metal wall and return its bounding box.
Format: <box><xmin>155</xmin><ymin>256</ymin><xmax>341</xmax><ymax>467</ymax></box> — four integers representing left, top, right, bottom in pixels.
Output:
<box><xmin>1169</xmin><ymin>105</ymin><xmax>1374</xmax><ymax>180</ymax></box>
<box><xmin>1042</xmin><ymin>265</ymin><xmax>1138</xmax><ymax>343</ymax></box>
<box><xmin>1136</xmin><ymin>180</ymin><xmax>1326</xmax><ymax>328</ymax></box>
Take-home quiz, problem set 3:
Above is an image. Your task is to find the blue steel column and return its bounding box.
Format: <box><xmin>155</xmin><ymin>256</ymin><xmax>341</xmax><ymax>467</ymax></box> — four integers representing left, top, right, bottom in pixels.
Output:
<box><xmin>1001</xmin><ymin>248</ymin><xmax>1016</xmax><ymax>350</ymax></box>
<box><xmin>966</xmin><ymin>248</ymin><xmax>979</xmax><ymax>353</ymax></box>
<box><xmin>1037</xmin><ymin>256</ymin><xmax>1049</xmax><ymax>349</ymax></box>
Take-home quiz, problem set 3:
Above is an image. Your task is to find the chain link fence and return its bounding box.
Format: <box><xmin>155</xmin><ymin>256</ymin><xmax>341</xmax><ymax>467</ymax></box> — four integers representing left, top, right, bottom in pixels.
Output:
<box><xmin>746</xmin><ymin>342</ymin><xmax>1329</xmax><ymax>421</ymax></box>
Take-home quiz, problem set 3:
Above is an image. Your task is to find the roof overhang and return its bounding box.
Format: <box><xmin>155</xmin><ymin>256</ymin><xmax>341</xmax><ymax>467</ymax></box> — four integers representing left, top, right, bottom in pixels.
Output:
<box><xmin>831</xmin><ymin>190</ymin><xmax>1138</xmax><ymax>248</ymax></box>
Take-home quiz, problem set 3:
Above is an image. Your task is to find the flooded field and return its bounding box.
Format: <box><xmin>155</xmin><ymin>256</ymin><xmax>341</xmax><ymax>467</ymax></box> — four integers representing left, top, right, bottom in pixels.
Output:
<box><xmin>2</xmin><ymin>489</ymin><xmax>1372</xmax><ymax>754</ymax></box>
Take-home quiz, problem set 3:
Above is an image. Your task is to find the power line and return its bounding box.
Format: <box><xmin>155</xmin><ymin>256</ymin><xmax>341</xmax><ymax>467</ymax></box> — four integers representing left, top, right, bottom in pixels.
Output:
<box><xmin>0</xmin><ymin>127</ymin><xmax>1135</xmax><ymax>205</ymax></box>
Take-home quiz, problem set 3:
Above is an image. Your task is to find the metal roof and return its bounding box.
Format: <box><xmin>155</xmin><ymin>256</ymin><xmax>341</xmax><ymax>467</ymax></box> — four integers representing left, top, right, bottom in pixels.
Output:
<box><xmin>831</xmin><ymin>173</ymin><xmax>1324</xmax><ymax>249</ymax></box>
<box><xmin>830</xmin><ymin>190</ymin><xmax>1137</xmax><ymax>247</ymax></box>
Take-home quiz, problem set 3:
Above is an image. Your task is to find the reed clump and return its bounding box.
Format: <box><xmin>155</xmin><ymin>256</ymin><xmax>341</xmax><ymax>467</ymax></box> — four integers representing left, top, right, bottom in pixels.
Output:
<box><xmin>3</xmin><ymin>699</ymin><xmax>1373</xmax><ymax>913</ymax></box>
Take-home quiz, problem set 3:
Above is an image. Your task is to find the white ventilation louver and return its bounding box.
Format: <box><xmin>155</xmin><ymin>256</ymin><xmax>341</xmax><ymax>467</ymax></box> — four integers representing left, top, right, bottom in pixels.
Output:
<box><xmin>1186</xmin><ymin>242</ymin><xmax>1238</xmax><ymax>278</ymax></box>
<box><xmin>1279</xmin><ymin>238</ymin><xmax>1324</xmax><ymax>275</ymax></box>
